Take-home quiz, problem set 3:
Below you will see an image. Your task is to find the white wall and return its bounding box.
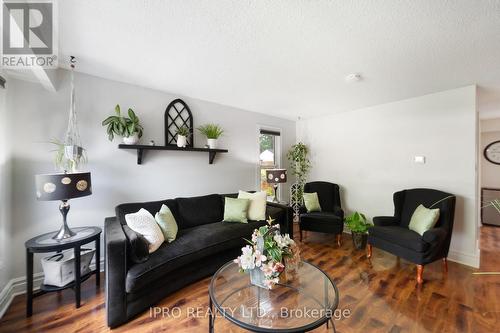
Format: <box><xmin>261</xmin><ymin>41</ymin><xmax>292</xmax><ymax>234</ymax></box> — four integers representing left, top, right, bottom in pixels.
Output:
<box><xmin>0</xmin><ymin>83</ymin><xmax>11</xmax><ymax>295</ymax></box>
<box><xmin>480</xmin><ymin>118</ymin><xmax>500</xmax><ymax>188</ymax></box>
<box><xmin>6</xmin><ymin>71</ymin><xmax>296</xmax><ymax>278</ymax></box>
<box><xmin>297</xmin><ymin>86</ymin><xmax>479</xmax><ymax>267</ymax></box>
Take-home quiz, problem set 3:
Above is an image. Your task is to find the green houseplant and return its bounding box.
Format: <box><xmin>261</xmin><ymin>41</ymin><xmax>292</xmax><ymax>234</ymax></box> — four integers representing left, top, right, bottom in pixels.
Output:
<box><xmin>102</xmin><ymin>105</ymin><xmax>143</xmax><ymax>144</ymax></box>
<box><xmin>50</xmin><ymin>138</ymin><xmax>87</xmax><ymax>172</ymax></box>
<box><xmin>344</xmin><ymin>212</ymin><xmax>372</xmax><ymax>250</ymax></box>
<box><xmin>176</xmin><ymin>126</ymin><xmax>190</xmax><ymax>148</ymax></box>
<box><xmin>287</xmin><ymin>142</ymin><xmax>311</xmax><ymax>204</ymax></box>
<box><xmin>197</xmin><ymin>123</ymin><xmax>224</xmax><ymax>149</ymax></box>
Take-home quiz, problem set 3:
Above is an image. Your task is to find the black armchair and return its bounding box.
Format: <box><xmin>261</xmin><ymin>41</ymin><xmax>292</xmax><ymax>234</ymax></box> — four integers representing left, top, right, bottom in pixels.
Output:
<box><xmin>367</xmin><ymin>188</ymin><xmax>456</xmax><ymax>284</ymax></box>
<box><xmin>299</xmin><ymin>181</ymin><xmax>344</xmax><ymax>246</ymax></box>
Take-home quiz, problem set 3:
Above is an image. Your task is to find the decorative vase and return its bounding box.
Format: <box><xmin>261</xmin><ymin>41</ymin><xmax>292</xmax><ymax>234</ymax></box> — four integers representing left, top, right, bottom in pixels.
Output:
<box><xmin>207</xmin><ymin>138</ymin><xmax>217</xmax><ymax>149</ymax></box>
<box><xmin>249</xmin><ymin>267</ymin><xmax>267</xmax><ymax>289</ymax></box>
<box><xmin>352</xmin><ymin>232</ymin><xmax>368</xmax><ymax>250</ymax></box>
<box><xmin>249</xmin><ymin>235</ymin><xmax>268</xmax><ymax>289</ymax></box>
<box><xmin>177</xmin><ymin>135</ymin><xmax>187</xmax><ymax>148</ymax></box>
<box><xmin>122</xmin><ymin>133</ymin><xmax>139</xmax><ymax>145</ymax></box>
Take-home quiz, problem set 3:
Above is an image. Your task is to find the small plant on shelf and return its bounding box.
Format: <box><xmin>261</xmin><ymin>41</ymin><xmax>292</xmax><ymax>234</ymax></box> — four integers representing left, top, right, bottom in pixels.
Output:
<box><xmin>102</xmin><ymin>105</ymin><xmax>143</xmax><ymax>144</ymax></box>
<box><xmin>175</xmin><ymin>126</ymin><xmax>190</xmax><ymax>148</ymax></box>
<box><xmin>197</xmin><ymin>123</ymin><xmax>224</xmax><ymax>149</ymax></box>
<box><xmin>344</xmin><ymin>212</ymin><xmax>373</xmax><ymax>250</ymax></box>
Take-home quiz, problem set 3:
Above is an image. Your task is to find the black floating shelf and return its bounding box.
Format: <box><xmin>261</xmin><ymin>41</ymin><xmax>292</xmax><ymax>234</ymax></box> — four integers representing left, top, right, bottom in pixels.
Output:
<box><xmin>118</xmin><ymin>144</ymin><xmax>228</xmax><ymax>165</ymax></box>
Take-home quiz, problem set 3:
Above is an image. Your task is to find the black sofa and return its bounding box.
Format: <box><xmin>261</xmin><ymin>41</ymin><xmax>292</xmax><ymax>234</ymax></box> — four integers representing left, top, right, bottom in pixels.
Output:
<box><xmin>105</xmin><ymin>193</ymin><xmax>292</xmax><ymax>328</ymax></box>
<box><xmin>299</xmin><ymin>181</ymin><xmax>344</xmax><ymax>246</ymax></box>
<box><xmin>367</xmin><ymin>188</ymin><xmax>456</xmax><ymax>284</ymax></box>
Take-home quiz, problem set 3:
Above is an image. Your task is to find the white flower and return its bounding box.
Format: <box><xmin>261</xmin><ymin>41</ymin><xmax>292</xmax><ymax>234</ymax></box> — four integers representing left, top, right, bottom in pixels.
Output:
<box><xmin>239</xmin><ymin>245</ymin><xmax>256</xmax><ymax>270</ymax></box>
<box><xmin>274</xmin><ymin>233</ymin><xmax>294</xmax><ymax>248</ymax></box>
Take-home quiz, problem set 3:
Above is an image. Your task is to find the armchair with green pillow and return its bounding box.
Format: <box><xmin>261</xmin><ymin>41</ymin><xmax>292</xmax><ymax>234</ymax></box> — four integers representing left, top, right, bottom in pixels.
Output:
<box><xmin>299</xmin><ymin>181</ymin><xmax>344</xmax><ymax>247</ymax></box>
<box><xmin>367</xmin><ymin>188</ymin><xmax>456</xmax><ymax>285</ymax></box>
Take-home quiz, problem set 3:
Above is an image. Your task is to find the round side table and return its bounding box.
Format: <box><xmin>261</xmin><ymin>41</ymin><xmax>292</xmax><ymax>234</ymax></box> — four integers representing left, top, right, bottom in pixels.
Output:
<box><xmin>24</xmin><ymin>226</ymin><xmax>102</xmax><ymax>317</ymax></box>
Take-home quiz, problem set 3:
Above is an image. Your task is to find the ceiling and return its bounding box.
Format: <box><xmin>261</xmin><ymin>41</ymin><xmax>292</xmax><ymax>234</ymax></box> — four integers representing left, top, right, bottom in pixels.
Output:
<box><xmin>58</xmin><ymin>0</ymin><xmax>500</xmax><ymax>120</ymax></box>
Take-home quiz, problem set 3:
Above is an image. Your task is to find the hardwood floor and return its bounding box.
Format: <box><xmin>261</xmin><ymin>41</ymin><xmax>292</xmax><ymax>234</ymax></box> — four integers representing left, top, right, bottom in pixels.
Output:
<box><xmin>1</xmin><ymin>225</ymin><xmax>499</xmax><ymax>333</ymax></box>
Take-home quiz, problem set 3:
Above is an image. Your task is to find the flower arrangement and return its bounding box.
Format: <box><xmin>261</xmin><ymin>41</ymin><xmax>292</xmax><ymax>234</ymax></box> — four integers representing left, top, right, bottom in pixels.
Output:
<box><xmin>234</xmin><ymin>217</ymin><xmax>297</xmax><ymax>289</ymax></box>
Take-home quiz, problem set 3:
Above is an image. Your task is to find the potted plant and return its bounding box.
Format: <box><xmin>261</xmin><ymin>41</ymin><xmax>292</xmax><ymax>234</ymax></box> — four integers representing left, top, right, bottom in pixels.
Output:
<box><xmin>344</xmin><ymin>212</ymin><xmax>372</xmax><ymax>250</ymax></box>
<box><xmin>197</xmin><ymin>123</ymin><xmax>224</xmax><ymax>149</ymax></box>
<box><xmin>176</xmin><ymin>126</ymin><xmax>190</xmax><ymax>148</ymax></box>
<box><xmin>50</xmin><ymin>139</ymin><xmax>87</xmax><ymax>172</ymax></box>
<box><xmin>234</xmin><ymin>218</ymin><xmax>297</xmax><ymax>289</ymax></box>
<box><xmin>102</xmin><ymin>105</ymin><xmax>144</xmax><ymax>144</ymax></box>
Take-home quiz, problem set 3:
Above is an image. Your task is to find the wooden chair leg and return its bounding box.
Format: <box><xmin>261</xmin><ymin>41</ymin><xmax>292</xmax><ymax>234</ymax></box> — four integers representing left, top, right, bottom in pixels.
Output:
<box><xmin>442</xmin><ymin>258</ymin><xmax>448</xmax><ymax>273</ymax></box>
<box><xmin>336</xmin><ymin>234</ymin><xmax>342</xmax><ymax>247</ymax></box>
<box><xmin>367</xmin><ymin>244</ymin><xmax>372</xmax><ymax>259</ymax></box>
<box><xmin>416</xmin><ymin>265</ymin><xmax>424</xmax><ymax>284</ymax></box>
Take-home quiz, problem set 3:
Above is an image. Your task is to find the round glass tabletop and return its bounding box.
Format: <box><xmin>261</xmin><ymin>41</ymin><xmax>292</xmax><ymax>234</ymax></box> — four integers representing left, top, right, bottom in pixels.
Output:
<box><xmin>209</xmin><ymin>260</ymin><xmax>339</xmax><ymax>332</ymax></box>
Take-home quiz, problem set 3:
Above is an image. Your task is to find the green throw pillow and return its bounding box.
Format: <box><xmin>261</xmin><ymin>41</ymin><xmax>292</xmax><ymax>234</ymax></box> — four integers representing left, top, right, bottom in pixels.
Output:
<box><xmin>303</xmin><ymin>192</ymin><xmax>322</xmax><ymax>212</ymax></box>
<box><xmin>224</xmin><ymin>198</ymin><xmax>250</xmax><ymax>223</ymax></box>
<box><xmin>408</xmin><ymin>204</ymin><xmax>440</xmax><ymax>236</ymax></box>
<box><xmin>155</xmin><ymin>204</ymin><xmax>178</xmax><ymax>243</ymax></box>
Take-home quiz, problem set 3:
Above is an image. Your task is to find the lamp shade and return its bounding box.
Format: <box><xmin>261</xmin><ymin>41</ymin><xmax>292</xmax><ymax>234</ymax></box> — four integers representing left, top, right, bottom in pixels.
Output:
<box><xmin>35</xmin><ymin>172</ymin><xmax>92</xmax><ymax>201</ymax></box>
<box><xmin>266</xmin><ymin>169</ymin><xmax>287</xmax><ymax>184</ymax></box>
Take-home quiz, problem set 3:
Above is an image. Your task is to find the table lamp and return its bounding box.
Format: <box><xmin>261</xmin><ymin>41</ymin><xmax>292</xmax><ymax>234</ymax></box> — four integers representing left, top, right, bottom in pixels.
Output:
<box><xmin>35</xmin><ymin>172</ymin><xmax>92</xmax><ymax>240</ymax></box>
<box><xmin>266</xmin><ymin>169</ymin><xmax>287</xmax><ymax>203</ymax></box>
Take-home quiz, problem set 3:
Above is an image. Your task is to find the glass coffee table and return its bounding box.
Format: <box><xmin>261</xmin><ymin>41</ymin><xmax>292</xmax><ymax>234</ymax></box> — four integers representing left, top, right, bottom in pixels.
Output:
<box><xmin>208</xmin><ymin>260</ymin><xmax>339</xmax><ymax>332</ymax></box>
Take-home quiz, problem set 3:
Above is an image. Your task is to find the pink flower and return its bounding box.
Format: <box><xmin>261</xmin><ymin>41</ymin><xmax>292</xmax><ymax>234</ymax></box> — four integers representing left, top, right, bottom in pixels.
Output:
<box><xmin>273</xmin><ymin>262</ymin><xmax>285</xmax><ymax>273</ymax></box>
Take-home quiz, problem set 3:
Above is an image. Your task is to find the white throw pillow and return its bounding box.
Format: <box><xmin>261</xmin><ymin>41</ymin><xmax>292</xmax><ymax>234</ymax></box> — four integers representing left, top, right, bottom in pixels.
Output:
<box><xmin>125</xmin><ymin>208</ymin><xmax>165</xmax><ymax>253</ymax></box>
<box><xmin>238</xmin><ymin>190</ymin><xmax>267</xmax><ymax>221</ymax></box>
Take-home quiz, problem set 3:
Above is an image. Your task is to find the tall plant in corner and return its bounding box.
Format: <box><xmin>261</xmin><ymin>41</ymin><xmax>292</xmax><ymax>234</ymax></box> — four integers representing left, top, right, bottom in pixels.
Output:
<box><xmin>287</xmin><ymin>142</ymin><xmax>311</xmax><ymax>207</ymax></box>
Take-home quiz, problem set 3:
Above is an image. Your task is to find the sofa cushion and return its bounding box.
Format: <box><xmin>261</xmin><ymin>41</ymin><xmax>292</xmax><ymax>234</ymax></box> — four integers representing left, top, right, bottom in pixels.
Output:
<box><xmin>300</xmin><ymin>212</ymin><xmax>342</xmax><ymax>224</ymax></box>
<box><xmin>368</xmin><ymin>226</ymin><xmax>429</xmax><ymax>252</ymax></box>
<box><xmin>122</xmin><ymin>224</ymin><xmax>149</xmax><ymax>264</ymax></box>
<box><xmin>125</xmin><ymin>220</ymin><xmax>267</xmax><ymax>293</ymax></box>
<box><xmin>300</xmin><ymin>212</ymin><xmax>343</xmax><ymax>233</ymax></box>
<box><xmin>116</xmin><ymin>199</ymin><xmax>179</xmax><ymax>225</ymax></box>
<box><xmin>176</xmin><ymin>194</ymin><xmax>223</xmax><ymax>229</ymax></box>
<box><xmin>125</xmin><ymin>209</ymin><xmax>165</xmax><ymax>253</ymax></box>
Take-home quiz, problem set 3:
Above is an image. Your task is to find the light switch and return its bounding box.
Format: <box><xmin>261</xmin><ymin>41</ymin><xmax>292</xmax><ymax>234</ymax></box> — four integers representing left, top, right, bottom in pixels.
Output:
<box><xmin>414</xmin><ymin>156</ymin><xmax>426</xmax><ymax>164</ymax></box>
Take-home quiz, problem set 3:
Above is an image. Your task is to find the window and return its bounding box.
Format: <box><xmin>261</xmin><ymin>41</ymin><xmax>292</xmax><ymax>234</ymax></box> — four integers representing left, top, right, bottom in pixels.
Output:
<box><xmin>259</xmin><ymin>129</ymin><xmax>281</xmax><ymax>198</ymax></box>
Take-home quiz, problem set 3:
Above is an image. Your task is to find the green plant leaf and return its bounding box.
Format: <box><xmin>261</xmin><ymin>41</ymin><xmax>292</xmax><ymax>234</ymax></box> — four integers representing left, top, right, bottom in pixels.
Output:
<box><xmin>128</xmin><ymin>108</ymin><xmax>137</xmax><ymax>122</ymax></box>
<box><xmin>115</xmin><ymin>104</ymin><xmax>121</xmax><ymax>116</ymax></box>
<box><xmin>102</xmin><ymin>116</ymin><xmax>116</xmax><ymax>126</ymax></box>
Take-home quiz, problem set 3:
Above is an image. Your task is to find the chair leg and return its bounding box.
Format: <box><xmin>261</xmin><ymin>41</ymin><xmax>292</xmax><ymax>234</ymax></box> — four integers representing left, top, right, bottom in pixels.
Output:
<box><xmin>367</xmin><ymin>244</ymin><xmax>372</xmax><ymax>259</ymax></box>
<box><xmin>442</xmin><ymin>258</ymin><xmax>448</xmax><ymax>273</ymax></box>
<box><xmin>299</xmin><ymin>230</ymin><xmax>303</xmax><ymax>242</ymax></box>
<box><xmin>336</xmin><ymin>234</ymin><xmax>342</xmax><ymax>247</ymax></box>
<box><xmin>416</xmin><ymin>265</ymin><xmax>424</xmax><ymax>284</ymax></box>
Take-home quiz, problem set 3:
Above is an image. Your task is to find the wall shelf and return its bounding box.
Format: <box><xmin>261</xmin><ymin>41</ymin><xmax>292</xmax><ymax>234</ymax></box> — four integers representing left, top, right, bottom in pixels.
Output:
<box><xmin>118</xmin><ymin>144</ymin><xmax>228</xmax><ymax>165</ymax></box>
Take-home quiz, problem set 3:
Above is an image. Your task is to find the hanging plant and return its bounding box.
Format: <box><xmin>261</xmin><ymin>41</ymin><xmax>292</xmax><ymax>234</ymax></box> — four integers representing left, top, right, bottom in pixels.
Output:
<box><xmin>49</xmin><ymin>138</ymin><xmax>88</xmax><ymax>172</ymax></box>
<box><xmin>287</xmin><ymin>142</ymin><xmax>311</xmax><ymax>185</ymax></box>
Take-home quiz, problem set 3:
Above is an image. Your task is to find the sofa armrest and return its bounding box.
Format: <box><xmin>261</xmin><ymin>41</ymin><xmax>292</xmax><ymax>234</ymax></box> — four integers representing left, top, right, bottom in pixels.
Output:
<box><xmin>333</xmin><ymin>206</ymin><xmax>344</xmax><ymax>220</ymax></box>
<box><xmin>104</xmin><ymin>217</ymin><xmax>128</xmax><ymax>328</ymax></box>
<box><xmin>266</xmin><ymin>202</ymin><xmax>293</xmax><ymax>238</ymax></box>
<box><xmin>422</xmin><ymin>227</ymin><xmax>447</xmax><ymax>244</ymax></box>
<box><xmin>373</xmin><ymin>216</ymin><xmax>399</xmax><ymax>226</ymax></box>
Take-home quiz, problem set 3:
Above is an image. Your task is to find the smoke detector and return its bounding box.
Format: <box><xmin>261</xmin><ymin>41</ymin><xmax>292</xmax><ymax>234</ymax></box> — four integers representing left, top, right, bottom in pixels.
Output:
<box><xmin>345</xmin><ymin>73</ymin><xmax>362</xmax><ymax>82</ymax></box>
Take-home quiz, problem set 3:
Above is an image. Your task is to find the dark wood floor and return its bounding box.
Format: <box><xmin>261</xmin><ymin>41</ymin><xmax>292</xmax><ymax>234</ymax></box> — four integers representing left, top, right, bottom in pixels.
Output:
<box><xmin>1</xmin><ymin>225</ymin><xmax>499</xmax><ymax>333</ymax></box>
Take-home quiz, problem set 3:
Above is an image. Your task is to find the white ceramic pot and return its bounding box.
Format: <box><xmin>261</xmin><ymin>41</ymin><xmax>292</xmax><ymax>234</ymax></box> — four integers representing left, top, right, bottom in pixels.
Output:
<box><xmin>207</xmin><ymin>138</ymin><xmax>218</xmax><ymax>149</ymax></box>
<box><xmin>122</xmin><ymin>133</ymin><xmax>139</xmax><ymax>145</ymax></box>
<box><xmin>177</xmin><ymin>135</ymin><xmax>187</xmax><ymax>148</ymax></box>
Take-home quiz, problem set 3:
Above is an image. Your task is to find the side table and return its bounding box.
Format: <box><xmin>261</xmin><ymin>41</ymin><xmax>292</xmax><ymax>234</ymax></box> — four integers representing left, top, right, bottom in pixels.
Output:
<box><xmin>24</xmin><ymin>226</ymin><xmax>102</xmax><ymax>317</ymax></box>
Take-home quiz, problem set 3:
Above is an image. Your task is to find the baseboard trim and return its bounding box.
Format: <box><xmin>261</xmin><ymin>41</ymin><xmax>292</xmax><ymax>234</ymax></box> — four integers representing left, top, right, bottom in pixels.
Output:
<box><xmin>0</xmin><ymin>258</ymin><xmax>104</xmax><ymax>319</ymax></box>
<box><xmin>448</xmin><ymin>249</ymin><xmax>480</xmax><ymax>268</ymax></box>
